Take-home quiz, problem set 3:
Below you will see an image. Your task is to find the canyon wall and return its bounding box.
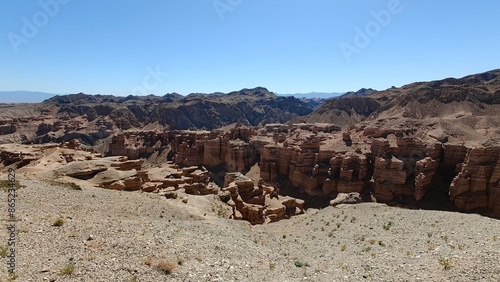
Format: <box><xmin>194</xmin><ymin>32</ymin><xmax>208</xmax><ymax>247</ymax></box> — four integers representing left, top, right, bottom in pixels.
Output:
<box><xmin>107</xmin><ymin>124</ymin><xmax>500</xmax><ymax>219</ymax></box>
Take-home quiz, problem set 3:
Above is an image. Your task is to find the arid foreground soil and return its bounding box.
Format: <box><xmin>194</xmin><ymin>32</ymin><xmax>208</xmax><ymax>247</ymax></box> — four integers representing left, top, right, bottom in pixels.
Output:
<box><xmin>1</xmin><ymin>179</ymin><xmax>499</xmax><ymax>281</ymax></box>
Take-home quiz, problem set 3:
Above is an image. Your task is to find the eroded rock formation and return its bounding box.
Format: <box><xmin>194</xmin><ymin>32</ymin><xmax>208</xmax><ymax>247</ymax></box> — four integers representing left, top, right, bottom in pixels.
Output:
<box><xmin>220</xmin><ymin>173</ymin><xmax>304</xmax><ymax>224</ymax></box>
<box><xmin>104</xmin><ymin>122</ymin><xmax>500</xmax><ymax>219</ymax></box>
<box><xmin>2</xmin><ymin>120</ymin><xmax>500</xmax><ymax>222</ymax></box>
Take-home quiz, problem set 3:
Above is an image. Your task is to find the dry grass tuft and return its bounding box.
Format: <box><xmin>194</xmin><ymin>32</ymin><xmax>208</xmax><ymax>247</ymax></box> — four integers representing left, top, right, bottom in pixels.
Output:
<box><xmin>155</xmin><ymin>259</ymin><xmax>176</xmax><ymax>274</ymax></box>
<box><xmin>144</xmin><ymin>257</ymin><xmax>176</xmax><ymax>275</ymax></box>
<box><xmin>53</xmin><ymin>218</ymin><xmax>65</xmax><ymax>227</ymax></box>
<box><xmin>59</xmin><ymin>262</ymin><xmax>75</xmax><ymax>276</ymax></box>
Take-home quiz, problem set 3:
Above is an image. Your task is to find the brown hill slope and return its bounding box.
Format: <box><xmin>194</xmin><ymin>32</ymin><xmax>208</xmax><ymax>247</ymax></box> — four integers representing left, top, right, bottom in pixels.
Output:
<box><xmin>295</xmin><ymin>69</ymin><xmax>500</xmax><ymax>141</ymax></box>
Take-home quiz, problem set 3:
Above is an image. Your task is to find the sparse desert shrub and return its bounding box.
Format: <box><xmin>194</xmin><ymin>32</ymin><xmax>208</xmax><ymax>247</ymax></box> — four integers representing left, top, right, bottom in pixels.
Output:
<box><xmin>211</xmin><ymin>204</ymin><xmax>230</xmax><ymax>218</ymax></box>
<box><xmin>378</xmin><ymin>241</ymin><xmax>385</xmax><ymax>247</ymax></box>
<box><xmin>427</xmin><ymin>241</ymin><xmax>436</xmax><ymax>251</ymax></box>
<box><xmin>294</xmin><ymin>260</ymin><xmax>309</xmax><ymax>268</ymax></box>
<box><xmin>383</xmin><ymin>221</ymin><xmax>393</xmax><ymax>230</ymax></box>
<box><xmin>438</xmin><ymin>257</ymin><xmax>452</xmax><ymax>270</ymax></box>
<box><xmin>369</xmin><ymin>239</ymin><xmax>376</xmax><ymax>245</ymax></box>
<box><xmin>177</xmin><ymin>258</ymin><xmax>184</xmax><ymax>266</ymax></box>
<box><xmin>341</xmin><ymin>245</ymin><xmax>347</xmax><ymax>251</ymax></box>
<box><xmin>362</xmin><ymin>264</ymin><xmax>372</xmax><ymax>272</ymax></box>
<box><xmin>47</xmin><ymin>180</ymin><xmax>82</xmax><ymax>191</ymax></box>
<box><xmin>0</xmin><ymin>180</ymin><xmax>26</xmax><ymax>191</ymax></box>
<box><xmin>0</xmin><ymin>245</ymin><xmax>8</xmax><ymax>258</ymax></box>
<box><xmin>60</xmin><ymin>262</ymin><xmax>75</xmax><ymax>276</ymax></box>
<box><xmin>269</xmin><ymin>263</ymin><xmax>276</xmax><ymax>270</ymax></box>
<box><xmin>53</xmin><ymin>218</ymin><xmax>64</xmax><ymax>227</ymax></box>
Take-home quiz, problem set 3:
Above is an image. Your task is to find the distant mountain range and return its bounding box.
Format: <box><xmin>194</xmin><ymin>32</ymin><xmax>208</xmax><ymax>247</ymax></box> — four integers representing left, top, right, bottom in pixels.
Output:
<box><xmin>0</xmin><ymin>87</ymin><xmax>315</xmax><ymax>145</ymax></box>
<box><xmin>0</xmin><ymin>91</ymin><xmax>57</xmax><ymax>103</ymax></box>
<box><xmin>1</xmin><ymin>69</ymin><xmax>500</xmax><ymax>145</ymax></box>
<box><xmin>278</xmin><ymin>92</ymin><xmax>344</xmax><ymax>99</ymax></box>
<box><xmin>0</xmin><ymin>91</ymin><xmax>347</xmax><ymax>103</ymax></box>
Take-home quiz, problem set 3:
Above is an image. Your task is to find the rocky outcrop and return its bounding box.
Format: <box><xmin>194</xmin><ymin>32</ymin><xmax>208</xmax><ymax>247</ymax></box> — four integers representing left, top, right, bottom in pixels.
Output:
<box><xmin>109</xmin><ymin>132</ymin><xmax>166</xmax><ymax>160</ymax></box>
<box><xmin>220</xmin><ymin>173</ymin><xmax>304</xmax><ymax>224</ymax></box>
<box><xmin>449</xmin><ymin>147</ymin><xmax>500</xmax><ymax>213</ymax></box>
<box><xmin>332</xmin><ymin>152</ymin><xmax>369</xmax><ymax>194</ymax></box>
<box><xmin>0</xmin><ymin>123</ymin><xmax>17</xmax><ymax>135</ymax></box>
<box><xmin>414</xmin><ymin>157</ymin><xmax>439</xmax><ymax>201</ymax></box>
<box><xmin>56</xmin><ymin>159</ymin><xmax>110</xmax><ymax>180</ymax></box>
<box><xmin>330</xmin><ymin>192</ymin><xmax>362</xmax><ymax>206</ymax></box>
<box><xmin>225</xmin><ymin>140</ymin><xmax>255</xmax><ymax>172</ymax></box>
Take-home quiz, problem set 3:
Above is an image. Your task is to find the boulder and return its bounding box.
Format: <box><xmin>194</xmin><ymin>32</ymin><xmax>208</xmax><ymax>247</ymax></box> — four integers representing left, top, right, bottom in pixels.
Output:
<box><xmin>330</xmin><ymin>192</ymin><xmax>362</xmax><ymax>207</ymax></box>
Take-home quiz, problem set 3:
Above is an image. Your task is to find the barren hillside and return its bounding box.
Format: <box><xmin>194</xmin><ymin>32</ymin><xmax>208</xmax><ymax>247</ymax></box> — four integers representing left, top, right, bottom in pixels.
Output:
<box><xmin>1</xmin><ymin>179</ymin><xmax>499</xmax><ymax>281</ymax></box>
<box><xmin>295</xmin><ymin>69</ymin><xmax>500</xmax><ymax>140</ymax></box>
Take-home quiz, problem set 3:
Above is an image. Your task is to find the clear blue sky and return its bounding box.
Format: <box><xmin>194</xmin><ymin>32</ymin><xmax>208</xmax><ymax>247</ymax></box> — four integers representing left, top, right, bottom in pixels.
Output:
<box><xmin>1</xmin><ymin>0</ymin><xmax>499</xmax><ymax>96</ymax></box>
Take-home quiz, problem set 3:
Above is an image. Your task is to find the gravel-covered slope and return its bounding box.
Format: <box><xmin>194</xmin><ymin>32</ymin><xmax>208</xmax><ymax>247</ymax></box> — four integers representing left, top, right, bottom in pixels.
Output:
<box><xmin>1</xmin><ymin>180</ymin><xmax>499</xmax><ymax>281</ymax></box>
